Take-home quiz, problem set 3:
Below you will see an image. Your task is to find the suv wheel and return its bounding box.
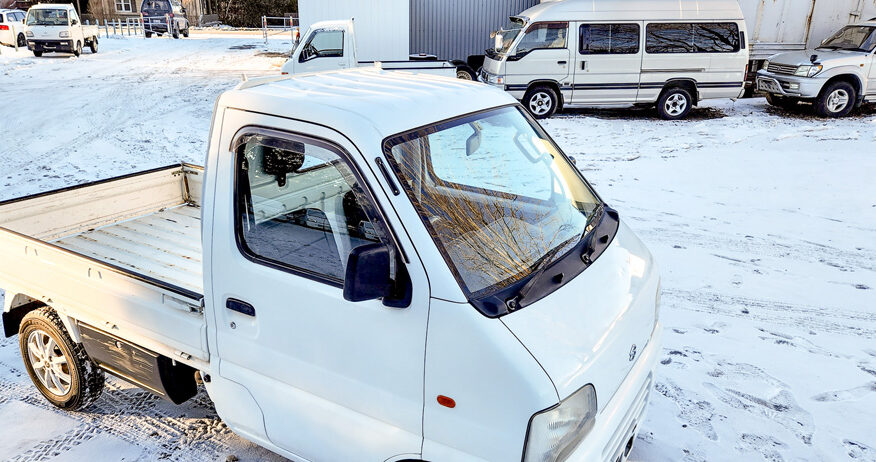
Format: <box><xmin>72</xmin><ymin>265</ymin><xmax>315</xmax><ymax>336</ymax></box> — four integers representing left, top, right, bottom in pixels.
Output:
<box><xmin>523</xmin><ymin>85</ymin><xmax>559</xmax><ymax>119</ymax></box>
<box><xmin>182</xmin><ymin>27</ymin><xmax>190</xmax><ymax>38</ymax></box>
<box><xmin>172</xmin><ymin>26</ymin><xmax>180</xmax><ymax>39</ymax></box>
<box><xmin>19</xmin><ymin>307</ymin><xmax>105</xmax><ymax>410</ymax></box>
<box><xmin>815</xmin><ymin>81</ymin><xmax>856</xmax><ymax>118</ymax></box>
<box><xmin>17</xmin><ymin>32</ymin><xmax>26</xmax><ymax>48</ymax></box>
<box><xmin>765</xmin><ymin>93</ymin><xmax>798</xmax><ymax>110</ymax></box>
<box><xmin>657</xmin><ymin>87</ymin><xmax>693</xmax><ymax>120</ymax></box>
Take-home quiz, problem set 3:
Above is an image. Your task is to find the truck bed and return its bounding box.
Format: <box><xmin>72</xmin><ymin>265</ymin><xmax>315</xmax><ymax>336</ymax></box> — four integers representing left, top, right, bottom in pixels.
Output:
<box><xmin>53</xmin><ymin>204</ymin><xmax>203</xmax><ymax>295</ymax></box>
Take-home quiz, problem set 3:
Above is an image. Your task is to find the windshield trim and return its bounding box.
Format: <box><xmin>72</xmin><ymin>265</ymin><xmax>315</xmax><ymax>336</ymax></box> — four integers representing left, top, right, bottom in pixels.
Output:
<box><xmin>381</xmin><ymin>104</ymin><xmax>606</xmax><ymax>316</ymax></box>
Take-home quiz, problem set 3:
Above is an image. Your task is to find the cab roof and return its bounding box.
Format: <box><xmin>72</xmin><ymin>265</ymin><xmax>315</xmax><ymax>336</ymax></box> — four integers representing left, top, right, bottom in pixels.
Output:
<box><xmin>220</xmin><ymin>68</ymin><xmax>517</xmax><ymax>143</ymax></box>
<box><xmin>28</xmin><ymin>3</ymin><xmax>76</xmax><ymax>9</ymax></box>
<box><xmin>521</xmin><ymin>0</ymin><xmax>744</xmax><ymax>22</ymax></box>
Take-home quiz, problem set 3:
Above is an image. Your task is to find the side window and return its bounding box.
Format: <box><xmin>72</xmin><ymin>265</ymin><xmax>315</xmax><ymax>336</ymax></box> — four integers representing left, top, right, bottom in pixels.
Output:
<box><xmin>516</xmin><ymin>22</ymin><xmax>568</xmax><ymax>54</ymax></box>
<box><xmin>235</xmin><ymin>132</ymin><xmax>383</xmax><ymax>283</ymax></box>
<box><xmin>647</xmin><ymin>23</ymin><xmax>741</xmax><ymax>53</ymax></box>
<box><xmin>646</xmin><ymin>23</ymin><xmax>694</xmax><ymax>53</ymax></box>
<box><xmin>694</xmin><ymin>23</ymin><xmax>740</xmax><ymax>52</ymax></box>
<box><xmin>299</xmin><ymin>29</ymin><xmax>344</xmax><ymax>61</ymax></box>
<box><xmin>579</xmin><ymin>24</ymin><xmax>640</xmax><ymax>54</ymax></box>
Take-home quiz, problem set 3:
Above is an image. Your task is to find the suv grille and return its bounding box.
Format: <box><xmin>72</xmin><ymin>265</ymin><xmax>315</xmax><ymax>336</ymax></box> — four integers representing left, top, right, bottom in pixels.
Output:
<box><xmin>767</xmin><ymin>63</ymin><xmax>799</xmax><ymax>75</ymax></box>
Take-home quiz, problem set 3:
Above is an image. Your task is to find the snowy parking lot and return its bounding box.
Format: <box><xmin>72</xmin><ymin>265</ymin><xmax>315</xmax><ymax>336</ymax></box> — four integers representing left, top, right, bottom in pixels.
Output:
<box><xmin>1</xmin><ymin>35</ymin><xmax>875</xmax><ymax>462</ymax></box>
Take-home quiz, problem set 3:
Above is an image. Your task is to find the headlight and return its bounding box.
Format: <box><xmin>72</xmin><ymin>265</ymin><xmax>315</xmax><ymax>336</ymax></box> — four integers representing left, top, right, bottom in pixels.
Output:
<box><xmin>524</xmin><ymin>384</ymin><xmax>597</xmax><ymax>462</ymax></box>
<box><xmin>59</xmin><ymin>31</ymin><xmax>70</xmax><ymax>38</ymax></box>
<box><xmin>795</xmin><ymin>64</ymin><xmax>823</xmax><ymax>77</ymax></box>
<box><xmin>762</xmin><ymin>60</ymin><xmax>770</xmax><ymax>70</ymax></box>
<box><xmin>26</xmin><ymin>30</ymin><xmax>33</xmax><ymax>37</ymax></box>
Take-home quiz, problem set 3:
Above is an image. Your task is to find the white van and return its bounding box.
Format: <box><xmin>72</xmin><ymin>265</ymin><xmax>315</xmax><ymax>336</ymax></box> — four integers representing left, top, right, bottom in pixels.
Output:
<box><xmin>481</xmin><ymin>0</ymin><xmax>750</xmax><ymax>119</ymax></box>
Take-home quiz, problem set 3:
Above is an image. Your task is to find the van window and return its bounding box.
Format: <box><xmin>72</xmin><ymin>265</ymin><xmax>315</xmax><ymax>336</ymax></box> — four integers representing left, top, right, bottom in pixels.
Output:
<box><xmin>579</xmin><ymin>24</ymin><xmax>640</xmax><ymax>54</ymax></box>
<box><xmin>235</xmin><ymin>132</ymin><xmax>383</xmax><ymax>284</ymax></box>
<box><xmin>516</xmin><ymin>22</ymin><xmax>568</xmax><ymax>54</ymax></box>
<box><xmin>646</xmin><ymin>23</ymin><xmax>740</xmax><ymax>53</ymax></box>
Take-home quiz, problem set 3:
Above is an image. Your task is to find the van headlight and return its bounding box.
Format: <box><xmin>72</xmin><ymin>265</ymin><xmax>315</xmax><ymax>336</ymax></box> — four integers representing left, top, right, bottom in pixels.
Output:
<box><xmin>795</xmin><ymin>64</ymin><xmax>823</xmax><ymax>77</ymax></box>
<box><xmin>59</xmin><ymin>31</ymin><xmax>70</xmax><ymax>38</ymax></box>
<box><xmin>523</xmin><ymin>384</ymin><xmax>597</xmax><ymax>462</ymax></box>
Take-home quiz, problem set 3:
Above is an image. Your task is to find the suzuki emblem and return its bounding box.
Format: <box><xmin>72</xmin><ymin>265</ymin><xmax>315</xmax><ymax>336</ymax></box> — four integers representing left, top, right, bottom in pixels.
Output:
<box><xmin>629</xmin><ymin>344</ymin><xmax>637</xmax><ymax>362</ymax></box>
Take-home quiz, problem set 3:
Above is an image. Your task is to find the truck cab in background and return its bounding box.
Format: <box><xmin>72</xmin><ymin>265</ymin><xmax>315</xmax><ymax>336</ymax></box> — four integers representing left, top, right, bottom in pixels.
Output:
<box><xmin>757</xmin><ymin>21</ymin><xmax>876</xmax><ymax>117</ymax></box>
<box><xmin>24</xmin><ymin>3</ymin><xmax>98</xmax><ymax>57</ymax></box>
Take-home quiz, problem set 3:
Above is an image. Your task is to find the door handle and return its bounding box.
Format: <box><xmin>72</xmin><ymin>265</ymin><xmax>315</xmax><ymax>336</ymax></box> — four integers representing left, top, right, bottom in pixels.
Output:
<box><xmin>581</xmin><ymin>61</ymin><xmax>587</xmax><ymax>71</ymax></box>
<box><xmin>226</xmin><ymin>299</ymin><xmax>256</xmax><ymax>317</ymax></box>
<box><xmin>557</xmin><ymin>60</ymin><xmax>567</xmax><ymax>65</ymax></box>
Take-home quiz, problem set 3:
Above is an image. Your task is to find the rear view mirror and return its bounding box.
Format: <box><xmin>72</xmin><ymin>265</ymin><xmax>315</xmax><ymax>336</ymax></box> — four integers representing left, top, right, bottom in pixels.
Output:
<box><xmin>72</xmin><ymin>19</ymin><xmax>79</xmax><ymax>25</ymax></box>
<box><xmin>344</xmin><ymin>243</ymin><xmax>392</xmax><ymax>302</ymax></box>
<box><xmin>262</xmin><ymin>142</ymin><xmax>305</xmax><ymax>187</ymax></box>
<box><xmin>494</xmin><ymin>32</ymin><xmax>503</xmax><ymax>50</ymax></box>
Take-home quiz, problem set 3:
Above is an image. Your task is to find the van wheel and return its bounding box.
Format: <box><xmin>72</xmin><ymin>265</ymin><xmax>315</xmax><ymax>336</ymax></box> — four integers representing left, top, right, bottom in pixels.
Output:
<box><xmin>19</xmin><ymin>307</ymin><xmax>105</xmax><ymax>411</ymax></box>
<box><xmin>89</xmin><ymin>37</ymin><xmax>98</xmax><ymax>53</ymax></box>
<box><xmin>73</xmin><ymin>41</ymin><xmax>82</xmax><ymax>57</ymax></box>
<box><xmin>815</xmin><ymin>81</ymin><xmax>856</xmax><ymax>118</ymax></box>
<box><xmin>524</xmin><ymin>85</ymin><xmax>559</xmax><ymax>119</ymax></box>
<box><xmin>657</xmin><ymin>87</ymin><xmax>693</xmax><ymax>120</ymax></box>
<box><xmin>17</xmin><ymin>33</ymin><xmax>26</xmax><ymax>48</ymax></box>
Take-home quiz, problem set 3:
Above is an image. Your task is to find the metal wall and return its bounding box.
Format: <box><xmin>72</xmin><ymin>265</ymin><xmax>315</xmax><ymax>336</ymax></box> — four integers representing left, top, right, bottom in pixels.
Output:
<box><xmin>409</xmin><ymin>0</ymin><xmax>539</xmax><ymax>60</ymax></box>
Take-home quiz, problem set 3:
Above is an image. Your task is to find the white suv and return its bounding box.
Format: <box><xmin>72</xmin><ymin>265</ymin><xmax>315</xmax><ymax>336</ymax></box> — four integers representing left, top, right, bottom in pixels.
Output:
<box><xmin>0</xmin><ymin>9</ymin><xmax>26</xmax><ymax>48</ymax></box>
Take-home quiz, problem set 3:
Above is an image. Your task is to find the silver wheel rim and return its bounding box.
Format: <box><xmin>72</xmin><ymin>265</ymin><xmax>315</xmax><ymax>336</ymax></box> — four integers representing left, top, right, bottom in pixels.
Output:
<box><xmin>826</xmin><ymin>89</ymin><xmax>850</xmax><ymax>113</ymax></box>
<box><xmin>529</xmin><ymin>92</ymin><xmax>553</xmax><ymax>116</ymax></box>
<box><xmin>26</xmin><ymin>330</ymin><xmax>72</xmax><ymax>396</ymax></box>
<box><xmin>456</xmin><ymin>70</ymin><xmax>472</xmax><ymax>80</ymax></box>
<box><xmin>664</xmin><ymin>93</ymin><xmax>688</xmax><ymax>116</ymax></box>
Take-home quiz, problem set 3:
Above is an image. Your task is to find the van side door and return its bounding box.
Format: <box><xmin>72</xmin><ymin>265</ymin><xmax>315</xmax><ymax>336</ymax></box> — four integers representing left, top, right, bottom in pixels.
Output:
<box><xmin>504</xmin><ymin>22</ymin><xmax>571</xmax><ymax>99</ymax></box>
<box><xmin>294</xmin><ymin>27</ymin><xmax>348</xmax><ymax>73</ymax></box>
<box><xmin>205</xmin><ymin>109</ymin><xmax>431</xmax><ymax>461</ymax></box>
<box><xmin>571</xmin><ymin>22</ymin><xmax>643</xmax><ymax>103</ymax></box>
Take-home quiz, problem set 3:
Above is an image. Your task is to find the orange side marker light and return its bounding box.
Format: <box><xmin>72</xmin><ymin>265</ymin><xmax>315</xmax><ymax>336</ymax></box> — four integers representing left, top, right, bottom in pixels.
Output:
<box><xmin>437</xmin><ymin>395</ymin><xmax>456</xmax><ymax>408</ymax></box>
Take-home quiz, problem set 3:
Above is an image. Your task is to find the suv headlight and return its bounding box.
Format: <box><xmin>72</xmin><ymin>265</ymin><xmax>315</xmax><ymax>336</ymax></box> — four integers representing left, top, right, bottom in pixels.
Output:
<box><xmin>762</xmin><ymin>60</ymin><xmax>770</xmax><ymax>70</ymax></box>
<box><xmin>59</xmin><ymin>31</ymin><xmax>70</xmax><ymax>38</ymax></box>
<box><xmin>795</xmin><ymin>64</ymin><xmax>823</xmax><ymax>77</ymax></box>
<box><xmin>524</xmin><ymin>384</ymin><xmax>597</xmax><ymax>462</ymax></box>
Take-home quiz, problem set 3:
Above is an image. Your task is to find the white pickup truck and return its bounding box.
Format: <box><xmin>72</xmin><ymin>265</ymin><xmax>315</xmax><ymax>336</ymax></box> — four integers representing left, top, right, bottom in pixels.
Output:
<box><xmin>281</xmin><ymin>19</ymin><xmax>459</xmax><ymax>78</ymax></box>
<box><xmin>0</xmin><ymin>69</ymin><xmax>661</xmax><ymax>462</ymax></box>
<box><xmin>24</xmin><ymin>3</ymin><xmax>98</xmax><ymax>57</ymax></box>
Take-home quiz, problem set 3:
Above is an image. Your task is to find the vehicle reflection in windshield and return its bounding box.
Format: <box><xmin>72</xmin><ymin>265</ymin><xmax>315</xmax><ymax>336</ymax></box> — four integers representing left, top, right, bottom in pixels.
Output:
<box><xmin>384</xmin><ymin>106</ymin><xmax>600</xmax><ymax>300</ymax></box>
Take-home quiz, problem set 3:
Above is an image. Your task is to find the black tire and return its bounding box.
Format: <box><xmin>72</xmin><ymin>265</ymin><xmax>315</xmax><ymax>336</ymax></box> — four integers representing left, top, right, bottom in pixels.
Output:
<box><xmin>145</xmin><ymin>32</ymin><xmax>153</xmax><ymax>38</ymax></box>
<box><xmin>455</xmin><ymin>67</ymin><xmax>475</xmax><ymax>81</ymax></box>
<box><xmin>815</xmin><ymin>81</ymin><xmax>856</xmax><ymax>118</ymax></box>
<box><xmin>19</xmin><ymin>307</ymin><xmax>105</xmax><ymax>411</ymax></box>
<box><xmin>33</xmin><ymin>50</ymin><xmax>43</xmax><ymax>57</ymax></box>
<box><xmin>89</xmin><ymin>37</ymin><xmax>98</xmax><ymax>53</ymax></box>
<box><xmin>182</xmin><ymin>27</ymin><xmax>190</xmax><ymax>38</ymax></box>
<box><xmin>523</xmin><ymin>85</ymin><xmax>559</xmax><ymax>119</ymax></box>
<box><xmin>657</xmin><ymin>87</ymin><xmax>694</xmax><ymax>120</ymax></box>
<box><xmin>17</xmin><ymin>33</ymin><xmax>26</xmax><ymax>48</ymax></box>
<box><xmin>765</xmin><ymin>93</ymin><xmax>797</xmax><ymax>110</ymax></box>
<box><xmin>172</xmin><ymin>26</ymin><xmax>180</xmax><ymax>39</ymax></box>
<box><xmin>73</xmin><ymin>41</ymin><xmax>82</xmax><ymax>57</ymax></box>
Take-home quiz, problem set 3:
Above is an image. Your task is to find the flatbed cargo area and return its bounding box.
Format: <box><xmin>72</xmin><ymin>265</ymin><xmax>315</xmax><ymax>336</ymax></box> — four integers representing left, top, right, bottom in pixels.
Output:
<box><xmin>52</xmin><ymin>204</ymin><xmax>203</xmax><ymax>295</ymax></box>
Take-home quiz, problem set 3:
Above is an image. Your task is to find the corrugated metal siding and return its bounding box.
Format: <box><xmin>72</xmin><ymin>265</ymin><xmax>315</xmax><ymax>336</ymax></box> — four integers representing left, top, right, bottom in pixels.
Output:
<box><xmin>409</xmin><ymin>0</ymin><xmax>539</xmax><ymax>60</ymax></box>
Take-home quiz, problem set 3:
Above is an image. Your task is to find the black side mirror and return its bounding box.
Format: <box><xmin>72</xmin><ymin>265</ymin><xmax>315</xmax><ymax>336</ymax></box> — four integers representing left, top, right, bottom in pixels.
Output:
<box><xmin>344</xmin><ymin>243</ymin><xmax>392</xmax><ymax>302</ymax></box>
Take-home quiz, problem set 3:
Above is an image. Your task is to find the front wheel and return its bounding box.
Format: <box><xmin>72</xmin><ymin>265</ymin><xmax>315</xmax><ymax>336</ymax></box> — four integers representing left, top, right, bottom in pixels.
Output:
<box><xmin>19</xmin><ymin>307</ymin><xmax>105</xmax><ymax>410</ymax></box>
<box><xmin>657</xmin><ymin>87</ymin><xmax>693</xmax><ymax>120</ymax></box>
<box><xmin>523</xmin><ymin>85</ymin><xmax>559</xmax><ymax>119</ymax></box>
<box><xmin>815</xmin><ymin>82</ymin><xmax>856</xmax><ymax>118</ymax></box>
<box><xmin>33</xmin><ymin>50</ymin><xmax>43</xmax><ymax>57</ymax></box>
<box><xmin>455</xmin><ymin>67</ymin><xmax>475</xmax><ymax>80</ymax></box>
<box><xmin>73</xmin><ymin>41</ymin><xmax>82</xmax><ymax>57</ymax></box>
<box><xmin>89</xmin><ymin>37</ymin><xmax>98</xmax><ymax>53</ymax></box>
<box><xmin>17</xmin><ymin>33</ymin><xmax>26</xmax><ymax>48</ymax></box>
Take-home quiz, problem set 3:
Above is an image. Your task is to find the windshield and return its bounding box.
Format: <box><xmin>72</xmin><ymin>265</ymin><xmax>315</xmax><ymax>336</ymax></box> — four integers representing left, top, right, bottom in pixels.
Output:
<box><xmin>384</xmin><ymin>106</ymin><xmax>601</xmax><ymax>299</ymax></box>
<box><xmin>26</xmin><ymin>9</ymin><xmax>68</xmax><ymax>26</ymax></box>
<box><xmin>494</xmin><ymin>17</ymin><xmax>525</xmax><ymax>54</ymax></box>
<box><xmin>819</xmin><ymin>26</ymin><xmax>876</xmax><ymax>52</ymax></box>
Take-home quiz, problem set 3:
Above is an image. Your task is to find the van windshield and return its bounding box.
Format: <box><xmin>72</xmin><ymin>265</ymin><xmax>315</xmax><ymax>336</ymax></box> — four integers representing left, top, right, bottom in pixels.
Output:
<box><xmin>384</xmin><ymin>106</ymin><xmax>601</xmax><ymax>299</ymax></box>
<box><xmin>819</xmin><ymin>26</ymin><xmax>876</xmax><ymax>52</ymax></box>
<box><xmin>26</xmin><ymin>9</ymin><xmax>68</xmax><ymax>26</ymax></box>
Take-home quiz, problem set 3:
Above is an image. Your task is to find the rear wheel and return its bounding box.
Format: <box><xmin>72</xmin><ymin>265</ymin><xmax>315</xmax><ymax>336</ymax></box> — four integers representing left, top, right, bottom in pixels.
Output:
<box><xmin>17</xmin><ymin>33</ymin><xmax>26</xmax><ymax>48</ymax></box>
<box><xmin>172</xmin><ymin>26</ymin><xmax>180</xmax><ymax>39</ymax></box>
<box><xmin>182</xmin><ymin>27</ymin><xmax>190</xmax><ymax>38</ymax></box>
<box><xmin>815</xmin><ymin>81</ymin><xmax>856</xmax><ymax>118</ymax></box>
<box><xmin>19</xmin><ymin>307</ymin><xmax>105</xmax><ymax>410</ymax></box>
<box><xmin>145</xmin><ymin>32</ymin><xmax>153</xmax><ymax>38</ymax></box>
<box><xmin>89</xmin><ymin>37</ymin><xmax>98</xmax><ymax>53</ymax></box>
<box><xmin>523</xmin><ymin>85</ymin><xmax>559</xmax><ymax>119</ymax></box>
<box><xmin>657</xmin><ymin>87</ymin><xmax>693</xmax><ymax>120</ymax></box>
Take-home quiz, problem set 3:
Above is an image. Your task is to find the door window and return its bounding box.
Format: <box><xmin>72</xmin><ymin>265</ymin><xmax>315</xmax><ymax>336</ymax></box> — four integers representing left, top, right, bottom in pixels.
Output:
<box><xmin>235</xmin><ymin>131</ymin><xmax>383</xmax><ymax>284</ymax></box>
<box><xmin>579</xmin><ymin>24</ymin><xmax>640</xmax><ymax>54</ymax></box>
<box><xmin>516</xmin><ymin>22</ymin><xmax>568</xmax><ymax>54</ymax></box>
<box><xmin>299</xmin><ymin>29</ymin><xmax>344</xmax><ymax>61</ymax></box>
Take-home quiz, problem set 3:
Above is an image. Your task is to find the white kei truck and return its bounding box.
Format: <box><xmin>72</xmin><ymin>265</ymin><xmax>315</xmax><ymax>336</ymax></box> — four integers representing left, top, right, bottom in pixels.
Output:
<box><xmin>0</xmin><ymin>69</ymin><xmax>662</xmax><ymax>462</ymax></box>
<box><xmin>24</xmin><ymin>3</ymin><xmax>99</xmax><ymax>57</ymax></box>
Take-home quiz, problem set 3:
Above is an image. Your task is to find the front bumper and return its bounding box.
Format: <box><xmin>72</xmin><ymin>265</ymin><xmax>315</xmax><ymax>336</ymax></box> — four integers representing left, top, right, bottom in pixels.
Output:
<box><xmin>562</xmin><ymin>323</ymin><xmax>663</xmax><ymax>462</ymax></box>
<box><xmin>27</xmin><ymin>39</ymin><xmax>74</xmax><ymax>53</ymax></box>
<box><xmin>756</xmin><ymin>69</ymin><xmax>825</xmax><ymax>98</ymax></box>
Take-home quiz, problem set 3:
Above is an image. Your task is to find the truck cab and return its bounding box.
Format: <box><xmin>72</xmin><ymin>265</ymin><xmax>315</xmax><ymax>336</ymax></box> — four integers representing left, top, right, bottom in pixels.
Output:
<box><xmin>24</xmin><ymin>3</ymin><xmax>98</xmax><ymax>57</ymax></box>
<box><xmin>757</xmin><ymin>21</ymin><xmax>876</xmax><ymax>117</ymax></box>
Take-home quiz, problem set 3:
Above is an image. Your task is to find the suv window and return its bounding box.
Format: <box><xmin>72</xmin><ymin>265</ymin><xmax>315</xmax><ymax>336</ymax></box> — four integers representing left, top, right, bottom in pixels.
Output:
<box><xmin>516</xmin><ymin>22</ymin><xmax>568</xmax><ymax>54</ymax></box>
<box><xmin>646</xmin><ymin>22</ymin><xmax>740</xmax><ymax>53</ymax></box>
<box><xmin>299</xmin><ymin>29</ymin><xmax>344</xmax><ymax>61</ymax></box>
<box><xmin>579</xmin><ymin>24</ymin><xmax>640</xmax><ymax>54</ymax></box>
<box><xmin>141</xmin><ymin>1</ymin><xmax>170</xmax><ymax>12</ymax></box>
<box><xmin>235</xmin><ymin>132</ymin><xmax>383</xmax><ymax>284</ymax></box>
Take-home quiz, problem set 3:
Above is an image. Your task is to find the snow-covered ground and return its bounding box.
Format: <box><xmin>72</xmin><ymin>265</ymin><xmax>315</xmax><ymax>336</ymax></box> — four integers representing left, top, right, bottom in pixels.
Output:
<box><xmin>0</xmin><ymin>35</ymin><xmax>874</xmax><ymax>462</ymax></box>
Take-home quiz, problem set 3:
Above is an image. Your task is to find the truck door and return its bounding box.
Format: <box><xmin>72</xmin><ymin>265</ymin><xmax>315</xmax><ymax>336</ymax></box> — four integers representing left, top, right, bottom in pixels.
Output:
<box><xmin>504</xmin><ymin>22</ymin><xmax>571</xmax><ymax>99</ymax></box>
<box><xmin>206</xmin><ymin>109</ymin><xmax>430</xmax><ymax>461</ymax></box>
<box><xmin>571</xmin><ymin>22</ymin><xmax>644</xmax><ymax>103</ymax></box>
<box><xmin>294</xmin><ymin>27</ymin><xmax>349</xmax><ymax>73</ymax></box>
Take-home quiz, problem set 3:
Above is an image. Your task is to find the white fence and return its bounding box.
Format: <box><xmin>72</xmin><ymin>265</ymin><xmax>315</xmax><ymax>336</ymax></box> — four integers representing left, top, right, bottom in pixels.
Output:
<box><xmin>85</xmin><ymin>15</ymin><xmax>173</xmax><ymax>39</ymax></box>
<box><xmin>262</xmin><ymin>15</ymin><xmax>299</xmax><ymax>45</ymax></box>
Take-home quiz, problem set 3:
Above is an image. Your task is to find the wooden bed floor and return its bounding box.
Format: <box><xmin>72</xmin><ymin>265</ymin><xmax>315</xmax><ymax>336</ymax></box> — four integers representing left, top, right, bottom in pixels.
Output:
<box><xmin>53</xmin><ymin>205</ymin><xmax>204</xmax><ymax>294</ymax></box>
